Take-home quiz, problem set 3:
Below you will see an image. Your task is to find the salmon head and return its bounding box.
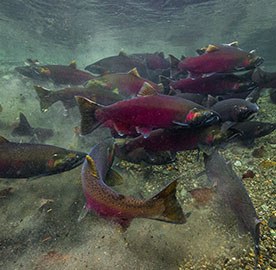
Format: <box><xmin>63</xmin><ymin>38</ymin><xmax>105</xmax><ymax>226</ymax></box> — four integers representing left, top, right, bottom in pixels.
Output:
<box><xmin>184</xmin><ymin>108</ymin><xmax>220</xmax><ymax>127</ymax></box>
<box><xmin>15</xmin><ymin>65</ymin><xmax>51</xmax><ymax>80</ymax></box>
<box><xmin>46</xmin><ymin>150</ymin><xmax>86</xmax><ymax>174</ymax></box>
<box><xmin>230</xmin><ymin>102</ymin><xmax>259</xmax><ymax>122</ymax></box>
<box><xmin>242</xmin><ymin>50</ymin><xmax>264</xmax><ymax>70</ymax></box>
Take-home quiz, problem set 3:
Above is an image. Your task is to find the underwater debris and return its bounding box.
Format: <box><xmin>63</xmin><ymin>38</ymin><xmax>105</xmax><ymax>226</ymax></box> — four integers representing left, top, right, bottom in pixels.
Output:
<box><xmin>252</xmin><ymin>145</ymin><xmax>265</xmax><ymax>158</ymax></box>
<box><xmin>0</xmin><ymin>187</ymin><xmax>13</xmax><ymax>198</ymax></box>
<box><xmin>242</xmin><ymin>170</ymin><xmax>255</xmax><ymax>179</ymax></box>
<box><xmin>259</xmin><ymin>159</ymin><xmax>276</xmax><ymax>168</ymax></box>
<box><xmin>188</xmin><ymin>187</ymin><xmax>215</xmax><ymax>206</ymax></box>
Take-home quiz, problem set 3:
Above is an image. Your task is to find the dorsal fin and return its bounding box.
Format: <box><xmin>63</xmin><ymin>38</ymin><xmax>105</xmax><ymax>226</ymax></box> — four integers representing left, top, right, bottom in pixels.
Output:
<box><xmin>228</xmin><ymin>41</ymin><xmax>239</xmax><ymax>47</ymax></box>
<box><xmin>137</xmin><ymin>82</ymin><xmax>157</xmax><ymax>97</ymax></box>
<box><xmin>128</xmin><ymin>67</ymin><xmax>141</xmax><ymax>78</ymax></box>
<box><xmin>69</xmin><ymin>60</ymin><xmax>77</xmax><ymax>69</ymax></box>
<box><xmin>206</xmin><ymin>44</ymin><xmax>219</xmax><ymax>53</ymax></box>
<box><xmin>0</xmin><ymin>136</ymin><xmax>10</xmax><ymax>144</ymax></box>
<box><xmin>206</xmin><ymin>95</ymin><xmax>218</xmax><ymax>108</ymax></box>
<box><xmin>196</xmin><ymin>47</ymin><xmax>207</xmax><ymax>55</ymax></box>
<box><xmin>85</xmin><ymin>155</ymin><xmax>99</xmax><ymax>178</ymax></box>
<box><xmin>118</xmin><ymin>50</ymin><xmax>127</xmax><ymax>57</ymax></box>
<box><xmin>19</xmin><ymin>112</ymin><xmax>32</xmax><ymax>130</ymax></box>
<box><xmin>169</xmin><ymin>54</ymin><xmax>180</xmax><ymax>67</ymax></box>
<box><xmin>25</xmin><ymin>59</ymin><xmax>39</xmax><ymax>66</ymax></box>
<box><xmin>112</xmin><ymin>88</ymin><xmax>119</xmax><ymax>95</ymax></box>
<box><xmin>157</xmin><ymin>83</ymin><xmax>164</xmax><ymax>92</ymax></box>
<box><xmin>12</xmin><ymin>113</ymin><xmax>33</xmax><ymax>136</ymax></box>
<box><xmin>158</xmin><ymin>52</ymin><xmax>165</xmax><ymax>58</ymax></box>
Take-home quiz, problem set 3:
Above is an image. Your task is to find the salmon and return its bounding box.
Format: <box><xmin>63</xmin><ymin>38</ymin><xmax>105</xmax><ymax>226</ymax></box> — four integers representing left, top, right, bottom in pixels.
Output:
<box><xmin>81</xmin><ymin>141</ymin><xmax>188</xmax><ymax>229</ymax></box>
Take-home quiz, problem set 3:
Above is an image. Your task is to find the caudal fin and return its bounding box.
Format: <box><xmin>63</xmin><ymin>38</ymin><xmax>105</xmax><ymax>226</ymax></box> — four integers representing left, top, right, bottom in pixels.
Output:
<box><xmin>34</xmin><ymin>85</ymin><xmax>57</xmax><ymax>112</ymax></box>
<box><xmin>75</xmin><ymin>96</ymin><xmax>102</xmax><ymax>135</ymax></box>
<box><xmin>148</xmin><ymin>180</ymin><xmax>188</xmax><ymax>224</ymax></box>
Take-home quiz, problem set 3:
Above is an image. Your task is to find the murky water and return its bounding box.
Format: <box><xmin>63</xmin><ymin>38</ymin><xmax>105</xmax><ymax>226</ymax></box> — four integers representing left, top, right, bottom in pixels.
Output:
<box><xmin>0</xmin><ymin>1</ymin><xmax>275</xmax><ymax>270</ymax></box>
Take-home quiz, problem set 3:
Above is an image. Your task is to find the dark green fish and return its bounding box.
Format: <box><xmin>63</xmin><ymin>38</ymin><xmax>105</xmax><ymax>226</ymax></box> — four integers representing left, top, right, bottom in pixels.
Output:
<box><xmin>34</xmin><ymin>84</ymin><xmax>123</xmax><ymax>112</ymax></box>
<box><xmin>204</xmin><ymin>151</ymin><xmax>260</xmax><ymax>270</ymax></box>
<box><xmin>0</xmin><ymin>136</ymin><xmax>86</xmax><ymax>178</ymax></box>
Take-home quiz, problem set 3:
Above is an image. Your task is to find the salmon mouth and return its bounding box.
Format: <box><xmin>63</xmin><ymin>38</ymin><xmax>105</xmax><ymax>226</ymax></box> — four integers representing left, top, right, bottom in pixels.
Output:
<box><xmin>251</xmin><ymin>56</ymin><xmax>264</xmax><ymax>68</ymax></box>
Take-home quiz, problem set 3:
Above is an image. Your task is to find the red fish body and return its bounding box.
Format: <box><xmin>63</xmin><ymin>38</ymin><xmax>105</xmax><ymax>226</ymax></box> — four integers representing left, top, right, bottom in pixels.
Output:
<box><xmin>15</xmin><ymin>61</ymin><xmax>94</xmax><ymax>85</ymax></box>
<box><xmin>0</xmin><ymin>136</ymin><xmax>86</xmax><ymax>178</ymax></box>
<box><xmin>40</xmin><ymin>64</ymin><xmax>94</xmax><ymax>85</ymax></box>
<box><xmin>170</xmin><ymin>73</ymin><xmax>257</xmax><ymax>95</ymax></box>
<box><xmin>87</xmin><ymin>68</ymin><xmax>163</xmax><ymax>97</ymax></box>
<box><xmin>178</xmin><ymin>44</ymin><xmax>263</xmax><ymax>75</ymax></box>
<box><xmin>115</xmin><ymin>125</ymin><xmax>229</xmax><ymax>164</ymax></box>
<box><xmin>81</xmin><ymin>141</ymin><xmax>187</xmax><ymax>229</ymax></box>
<box><xmin>117</xmin><ymin>125</ymin><xmax>225</xmax><ymax>154</ymax></box>
<box><xmin>76</xmin><ymin>95</ymin><xmax>220</xmax><ymax>136</ymax></box>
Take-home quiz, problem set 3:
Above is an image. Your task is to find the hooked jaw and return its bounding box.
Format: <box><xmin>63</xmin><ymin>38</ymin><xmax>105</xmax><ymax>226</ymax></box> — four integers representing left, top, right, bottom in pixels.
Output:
<box><xmin>47</xmin><ymin>151</ymin><xmax>86</xmax><ymax>173</ymax></box>
<box><xmin>246</xmin><ymin>52</ymin><xmax>264</xmax><ymax>69</ymax></box>
<box><xmin>235</xmin><ymin>103</ymin><xmax>259</xmax><ymax>122</ymax></box>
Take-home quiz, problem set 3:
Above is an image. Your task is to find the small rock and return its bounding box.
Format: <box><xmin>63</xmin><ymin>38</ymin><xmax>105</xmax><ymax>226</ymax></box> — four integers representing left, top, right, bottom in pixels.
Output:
<box><xmin>268</xmin><ymin>215</ymin><xmax>276</xmax><ymax>229</ymax></box>
<box><xmin>242</xmin><ymin>170</ymin><xmax>255</xmax><ymax>179</ymax></box>
<box><xmin>180</xmin><ymin>188</ymin><xmax>187</xmax><ymax>198</ymax></box>
<box><xmin>252</xmin><ymin>145</ymin><xmax>265</xmax><ymax>158</ymax></box>
<box><xmin>261</xmin><ymin>204</ymin><xmax>269</xmax><ymax>211</ymax></box>
<box><xmin>270</xmin><ymin>260</ymin><xmax>276</xmax><ymax>268</ymax></box>
<box><xmin>234</xmin><ymin>160</ymin><xmax>242</xmax><ymax>167</ymax></box>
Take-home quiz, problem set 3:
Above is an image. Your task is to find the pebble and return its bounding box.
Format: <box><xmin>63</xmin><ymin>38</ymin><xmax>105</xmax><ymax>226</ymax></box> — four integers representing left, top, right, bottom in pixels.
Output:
<box><xmin>252</xmin><ymin>145</ymin><xmax>265</xmax><ymax>158</ymax></box>
<box><xmin>270</xmin><ymin>260</ymin><xmax>276</xmax><ymax>268</ymax></box>
<box><xmin>261</xmin><ymin>204</ymin><xmax>269</xmax><ymax>211</ymax></box>
<box><xmin>180</xmin><ymin>188</ymin><xmax>187</xmax><ymax>198</ymax></box>
<box><xmin>234</xmin><ymin>160</ymin><xmax>242</xmax><ymax>167</ymax></box>
<box><xmin>268</xmin><ymin>216</ymin><xmax>276</xmax><ymax>229</ymax></box>
<box><xmin>242</xmin><ymin>170</ymin><xmax>255</xmax><ymax>179</ymax></box>
<box><xmin>2</xmin><ymin>74</ymin><xmax>11</xmax><ymax>80</ymax></box>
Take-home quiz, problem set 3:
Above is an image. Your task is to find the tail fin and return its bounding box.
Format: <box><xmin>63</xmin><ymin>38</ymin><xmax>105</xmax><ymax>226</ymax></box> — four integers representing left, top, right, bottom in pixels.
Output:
<box><xmin>147</xmin><ymin>180</ymin><xmax>188</xmax><ymax>224</ymax></box>
<box><xmin>34</xmin><ymin>85</ymin><xmax>57</xmax><ymax>112</ymax></box>
<box><xmin>75</xmin><ymin>96</ymin><xmax>102</xmax><ymax>135</ymax></box>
